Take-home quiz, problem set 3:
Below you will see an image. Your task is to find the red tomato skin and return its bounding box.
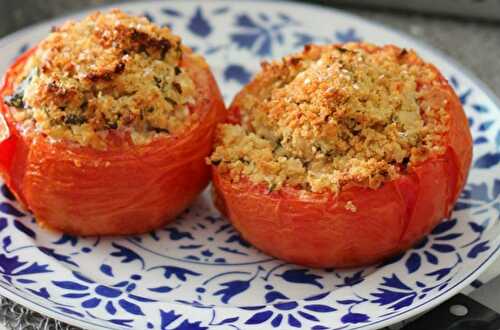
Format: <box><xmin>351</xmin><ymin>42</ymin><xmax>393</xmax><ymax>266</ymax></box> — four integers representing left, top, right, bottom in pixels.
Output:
<box><xmin>0</xmin><ymin>48</ymin><xmax>226</xmax><ymax>235</ymax></box>
<box><xmin>212</xmin><ymin>58</ymin><xmax>472</xmax><ymax>268</ymax></box>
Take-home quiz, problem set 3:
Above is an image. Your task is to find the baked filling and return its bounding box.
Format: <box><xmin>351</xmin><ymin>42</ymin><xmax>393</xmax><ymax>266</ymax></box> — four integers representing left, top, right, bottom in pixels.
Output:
<box><xmin>211</xmin><ymin>43</ymin><xmax>449</xmax><ymax>193</ymax></box>
<box><xmin>4</xmin><ymin>10</ymin><xmax>196</xmax><ymax>149</ymax></box>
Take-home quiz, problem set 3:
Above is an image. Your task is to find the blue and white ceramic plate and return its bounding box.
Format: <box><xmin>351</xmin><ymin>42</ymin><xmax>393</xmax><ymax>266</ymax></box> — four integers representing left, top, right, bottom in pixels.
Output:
<box><xmin>0</xmin><ymin>1</ymin><xmax>498</xmax><ymax>329</ymax></box>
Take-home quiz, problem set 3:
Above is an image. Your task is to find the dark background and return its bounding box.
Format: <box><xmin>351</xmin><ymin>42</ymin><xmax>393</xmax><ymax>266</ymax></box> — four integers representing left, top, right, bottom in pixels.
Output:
<box><xmin>0</xmin><ymin>0</ymin><xmax>499</xmax><ymax>98</ymax></box>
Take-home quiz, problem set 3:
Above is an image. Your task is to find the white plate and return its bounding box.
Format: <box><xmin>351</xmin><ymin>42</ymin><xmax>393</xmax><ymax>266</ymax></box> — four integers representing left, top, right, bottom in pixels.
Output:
<box><xmin>0</xmin><ymin>1</ymin><xmax>498</xmax><ymax>329</ymax></box>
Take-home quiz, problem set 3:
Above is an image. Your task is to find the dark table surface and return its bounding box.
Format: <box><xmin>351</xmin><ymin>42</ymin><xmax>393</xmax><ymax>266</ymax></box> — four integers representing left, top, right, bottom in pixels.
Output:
<box><xmin>0</xmin><ymin>1</ymin><xmax>499</xmax><ymax>329</ymax></box>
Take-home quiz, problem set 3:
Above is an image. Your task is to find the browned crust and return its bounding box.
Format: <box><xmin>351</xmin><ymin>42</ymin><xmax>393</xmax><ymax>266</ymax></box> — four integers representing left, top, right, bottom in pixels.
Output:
<box><xmin>211</xmin><ymin>42</ymin><xmax>451</xmax><ymax>193</ymax></box>
<box><xmin>6</xmin><ymin>9</ymin><xmax>199</xmax><ymax>149</ymax></box>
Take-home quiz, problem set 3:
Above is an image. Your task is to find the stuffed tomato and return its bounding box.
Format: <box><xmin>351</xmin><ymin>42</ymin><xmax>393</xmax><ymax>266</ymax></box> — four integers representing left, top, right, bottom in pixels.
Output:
<box><xmin>210</xmin><ymin>43</ymin><xmax>472</xmax><ymax>268</ymax></box>
<box><xmin>0</xmin><ymin>10</ymin><xmax>225</xmax><ymax>235</ymax></box>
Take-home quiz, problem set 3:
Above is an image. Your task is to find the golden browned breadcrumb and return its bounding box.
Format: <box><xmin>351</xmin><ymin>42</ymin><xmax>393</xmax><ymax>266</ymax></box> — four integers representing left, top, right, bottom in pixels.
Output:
<box><xmin>211</xmin><ymin>43</ymin><xmax>449</xmax><ymax>193</ymax></box>
<box><xmin>5</xmin><ymin>9</ymin><xmax>196</xmax><ymax>149</ymax></box>
<box><xmin>345</xmin><ymin>201</ymin><xmax>357</xmax><ymax>213</ymax></box>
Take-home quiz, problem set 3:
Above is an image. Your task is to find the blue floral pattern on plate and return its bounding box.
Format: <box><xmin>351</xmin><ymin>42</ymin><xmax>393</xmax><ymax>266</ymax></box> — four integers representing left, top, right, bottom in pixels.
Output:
<box><xmin>0</xmin><ymin>1</ymin><xmax>498</xmax><ymax>329</ymax></box>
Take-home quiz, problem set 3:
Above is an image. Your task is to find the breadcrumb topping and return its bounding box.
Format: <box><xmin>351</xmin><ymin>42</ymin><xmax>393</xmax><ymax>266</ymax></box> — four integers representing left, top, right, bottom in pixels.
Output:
<box><xmin>4</xmin><ymin>10</ymin><xmax>197</xmax><ymax>149</ymax></box>
<box><xmin>345</xmin><ymin>201</ymin><xmax>357</xmax><ymax>213</ymax></box>
<box><xmin>211</xmin><ymin>43</ymin><xmax>449</xmax><ymax>193</ymax></box>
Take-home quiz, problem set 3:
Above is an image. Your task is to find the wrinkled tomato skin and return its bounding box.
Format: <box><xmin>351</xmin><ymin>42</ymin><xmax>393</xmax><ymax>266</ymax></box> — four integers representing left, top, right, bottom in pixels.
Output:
<box><xmin>0</xmin><ymin>48</ymin><xmax>226</xmax><ymax>236</ymax></box>
<box><xmin>212</xmin><ymin>63</ymin><xmax>472</xmax><ymax>268</ymax></box>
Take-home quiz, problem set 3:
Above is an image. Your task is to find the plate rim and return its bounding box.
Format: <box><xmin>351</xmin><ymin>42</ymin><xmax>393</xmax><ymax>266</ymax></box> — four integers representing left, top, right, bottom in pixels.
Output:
<box><xmin>0</xmin><ymin>246</ymin><xmax>498</xmax><ymax>330</ymax></box>
<box><xmin>0</xmin><ymin>1</ymin><xmax>498</xmax><ymax>329</ymax></box>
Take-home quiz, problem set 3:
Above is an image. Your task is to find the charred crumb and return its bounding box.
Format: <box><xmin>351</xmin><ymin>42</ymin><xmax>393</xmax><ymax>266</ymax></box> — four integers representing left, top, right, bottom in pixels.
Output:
<box><xmin>239</xmin><ymin>158</ymin><xmax>250</xmax><ymax>165</ymax></box>
<box><xmin>154</xmin><ymin>76</ymin><xmax>162</xmax><ymax>88</ymax></box>
<box><xmin>172</xmin><ymin>82</ymin><xmax>182</xmax><ymax>93</ymax></box>
<box><xmin>85</xmin><ymin>60</ymin><xmax>127</xmax><ymax>82</ymax></box>
<box><xmin>402</xmin><ymin>157</ymin><xmax>410</xmax><ymax>169</ymax></box>
<box><xmin>122</xmin><ymin>91</ymin><xmax>137</xmax><ymax>98</ymax></box>
<box><xmin>398</xmin><ymin>49</ymin><xmax>408</xmax><ymax>59</ymax></box>
<box><xmin>164</xmin><ymin>97</ymin><xmax>177</xmax><ymax>106</ymax></box>
<box><xmin>152</xmin><ymin>127</ymin><xmax>170</xmax><ymax>134</ymax></box>
<box><xmin>129</xmin><ymin>28</ymin><xmax>172</xmax><ymax>59</ymax></box>
<box><xmin>289</xmin><ymin>57</ymin><xmax>301</xmax><ymax>66</ymax></box>
<box><xmin>159</xmin><ymin>40</ymin><xmax>170</xmax><ymax>59</ymax></box>
<box><xmin>64</xmin><ymin>113</ymin><xmax>87</xmax><ymax>125</ymax></box>
<box><xmin>272</xmin><ymin>139</ymin><xmax>283</xmax><ymax>152</ymax></box>
<box><xmin>80</xmin><ymin>100</ymin><xmax>88</xmax><ymax>111</ymax></box>
<box><xmin>211</xmin><ymin>159</ymin><xmax>222</xmax><ymax>166</ymax></box>
<box><xmin>4</xmin><ymin>69</ymin><xmax>37</xmax><ymax>109</ymax></box>
<box><xmin>137</xmin><ymin>44</ymin><xmax>146</xmax><ymax>53</ymax></box>
<box><xmin>174</xmin><ymin>66</ymin><xmax>181</xmax><ymax>75</ymax></box>
<box><xmin>114</xmin><ymin>61</ymin><xmax>126</xmax><ymax>74</ymax></box>
<box><xmin>86</xmin><ymin>71</ymin><xmax>113</xmax><ymax>82</ymax></box>
<box><xmin>4</xmin><ymin>93</ymin><xmax>24</xmax><ymax>109</ymax></box>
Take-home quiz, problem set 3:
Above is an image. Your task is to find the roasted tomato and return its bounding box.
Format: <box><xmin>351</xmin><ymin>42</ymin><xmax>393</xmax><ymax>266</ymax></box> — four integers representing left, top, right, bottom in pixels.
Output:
<box><xmin>0</xmin><ymin>12</ymin><xmax>226</xmax><ymax>236</ymax></box>
<box><xmin>211</xmin><ymin>43</ymin><xmax>472</xmax><ymax>268</ymax></box>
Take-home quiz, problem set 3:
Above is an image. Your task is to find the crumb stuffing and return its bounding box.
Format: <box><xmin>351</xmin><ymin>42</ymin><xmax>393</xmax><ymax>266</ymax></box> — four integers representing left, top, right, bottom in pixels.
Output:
<box><xmin>211</xmin><ymin>43</ymin><xmax>449</xmax><ymax>193</ymax></box>
<box><xmin>4</xmin><ymin>9</ymin><xmax>197</xmax><ymax>149</ymax></box>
